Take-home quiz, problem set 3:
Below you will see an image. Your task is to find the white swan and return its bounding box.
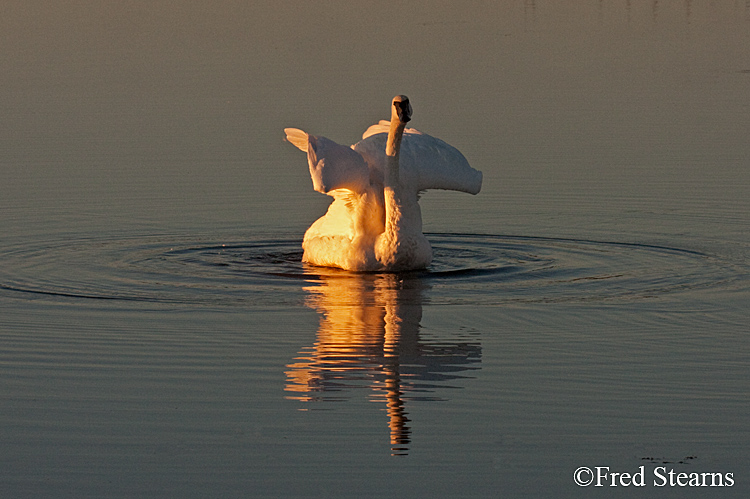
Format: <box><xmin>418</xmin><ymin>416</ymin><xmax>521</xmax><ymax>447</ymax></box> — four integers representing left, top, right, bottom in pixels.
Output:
<box><xmin>285</xmin><ymin>95</ymin><xmax>482</xmax><ymax>271</ymax></box>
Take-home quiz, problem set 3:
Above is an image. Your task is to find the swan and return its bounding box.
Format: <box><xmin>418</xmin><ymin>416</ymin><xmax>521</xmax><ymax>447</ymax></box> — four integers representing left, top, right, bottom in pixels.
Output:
<box><xmin>285</xmin><ymin>95</ymin><xmax>482</xmax><ymax>271</ymax></box>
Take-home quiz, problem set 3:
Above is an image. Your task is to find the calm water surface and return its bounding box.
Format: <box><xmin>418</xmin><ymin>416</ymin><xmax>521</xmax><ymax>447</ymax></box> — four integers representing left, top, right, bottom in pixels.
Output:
<box><xmin>1</xmin><ymin>1</ymin><xmax>749</xmax><ymax>497</ymax></box>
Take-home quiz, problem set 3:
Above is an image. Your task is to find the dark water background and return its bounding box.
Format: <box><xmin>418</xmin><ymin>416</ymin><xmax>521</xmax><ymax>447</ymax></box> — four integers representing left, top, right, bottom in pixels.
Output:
<box><xmin>1</xmin><ymin>1</ymin><xmax>748</xmax><ymax>497</ymax></box>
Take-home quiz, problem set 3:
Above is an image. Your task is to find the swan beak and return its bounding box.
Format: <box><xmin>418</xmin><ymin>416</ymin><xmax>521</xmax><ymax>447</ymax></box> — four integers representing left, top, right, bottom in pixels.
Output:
<box><xmin>396</xmin><ymin>99</ymin><xmax>412</xmax><ymax>123</ymax></box>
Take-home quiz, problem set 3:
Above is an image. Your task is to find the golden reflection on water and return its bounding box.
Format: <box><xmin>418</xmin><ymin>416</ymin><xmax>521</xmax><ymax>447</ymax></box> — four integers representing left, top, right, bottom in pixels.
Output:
<box><xmin>285</xmin><ymin>270</ymin><xmax>481</xmax><ymax>456</ymax></box>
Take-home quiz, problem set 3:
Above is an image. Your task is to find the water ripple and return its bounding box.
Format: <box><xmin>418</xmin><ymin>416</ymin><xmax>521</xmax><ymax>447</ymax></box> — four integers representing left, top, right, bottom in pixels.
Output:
<box><xmin>0</xmin><ymin>233</ymin><xmax>740</xmax><ymax>307</ymax></box>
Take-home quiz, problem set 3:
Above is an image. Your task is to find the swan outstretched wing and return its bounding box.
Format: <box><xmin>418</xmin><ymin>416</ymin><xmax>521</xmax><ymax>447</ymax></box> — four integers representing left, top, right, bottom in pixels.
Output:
<box><xmin>284</xmin><ymin>128</ymin><xmax>369</xmax><ymax>195</ymax></box>
<box><xmin>354</xmin><ymin>125</ymin><xmax>482</xmax><ymax>195</ymax></box>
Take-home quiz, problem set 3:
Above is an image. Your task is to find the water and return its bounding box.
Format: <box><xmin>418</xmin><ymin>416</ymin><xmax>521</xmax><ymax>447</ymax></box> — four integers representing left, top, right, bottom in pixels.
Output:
<box><xmin>1</xmin><ymin>1</ymin><xmax>749</xmax><ymax>497</ymax></box>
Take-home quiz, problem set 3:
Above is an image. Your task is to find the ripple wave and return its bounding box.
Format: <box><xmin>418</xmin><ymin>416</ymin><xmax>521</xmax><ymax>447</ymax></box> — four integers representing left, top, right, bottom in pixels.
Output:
<box><xmin>0</xmin><ymin>233</ymin><xmax>738</xmax><ymax>307</ymax></box>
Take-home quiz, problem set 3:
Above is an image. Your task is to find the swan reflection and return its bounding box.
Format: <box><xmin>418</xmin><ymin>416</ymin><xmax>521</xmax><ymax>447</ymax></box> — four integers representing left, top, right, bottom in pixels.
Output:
<box><xmin>285</xmin><ymin>271</ymin><xmax>481</xmax><ymax>455</ymax></box>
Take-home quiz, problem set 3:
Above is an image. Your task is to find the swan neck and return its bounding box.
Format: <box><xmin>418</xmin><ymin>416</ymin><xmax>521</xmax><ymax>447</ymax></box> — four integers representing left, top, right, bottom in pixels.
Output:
<box><xmin>385</xmin><ymin>119</ymin><xmax>406</xmax><ymax>187</ymax></box>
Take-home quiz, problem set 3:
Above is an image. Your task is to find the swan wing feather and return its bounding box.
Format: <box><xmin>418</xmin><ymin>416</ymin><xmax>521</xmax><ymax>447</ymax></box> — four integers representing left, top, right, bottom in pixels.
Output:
<box><xmin>284</xmin><ymin>127</ymin><xmax>309</xmax><ymax>151</ymax></box>
<box><xmin>285</xmin><ymin>128</ymin><xmax>369</xmax><ymax>195</ymax></box>
<box><xmin>354</xmin><ymin>130</ymin><xmax>482</xmax><ymax>195</ymax></box>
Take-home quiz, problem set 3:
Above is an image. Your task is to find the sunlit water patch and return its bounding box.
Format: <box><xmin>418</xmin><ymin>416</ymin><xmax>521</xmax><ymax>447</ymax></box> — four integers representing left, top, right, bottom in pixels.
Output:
<box><xmin>0</xmin><ymin>233</ymin><xmax>740</xmax><ymax>308</ymax></box>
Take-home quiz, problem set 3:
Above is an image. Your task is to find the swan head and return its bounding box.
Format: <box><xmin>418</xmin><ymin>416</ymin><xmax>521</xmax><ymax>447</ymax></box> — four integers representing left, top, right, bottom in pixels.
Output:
<box><xmin>392</xmin><ymin>95</ymin><xmax>412</xmax><ymax>124</ymax></box>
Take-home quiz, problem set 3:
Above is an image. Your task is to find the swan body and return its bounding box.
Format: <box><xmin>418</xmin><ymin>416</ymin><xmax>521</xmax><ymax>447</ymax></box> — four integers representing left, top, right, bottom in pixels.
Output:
<box><xmin>285</xmin><ymin>95</ymin><xmax>482</xmax><ymax>271</ymax></box>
